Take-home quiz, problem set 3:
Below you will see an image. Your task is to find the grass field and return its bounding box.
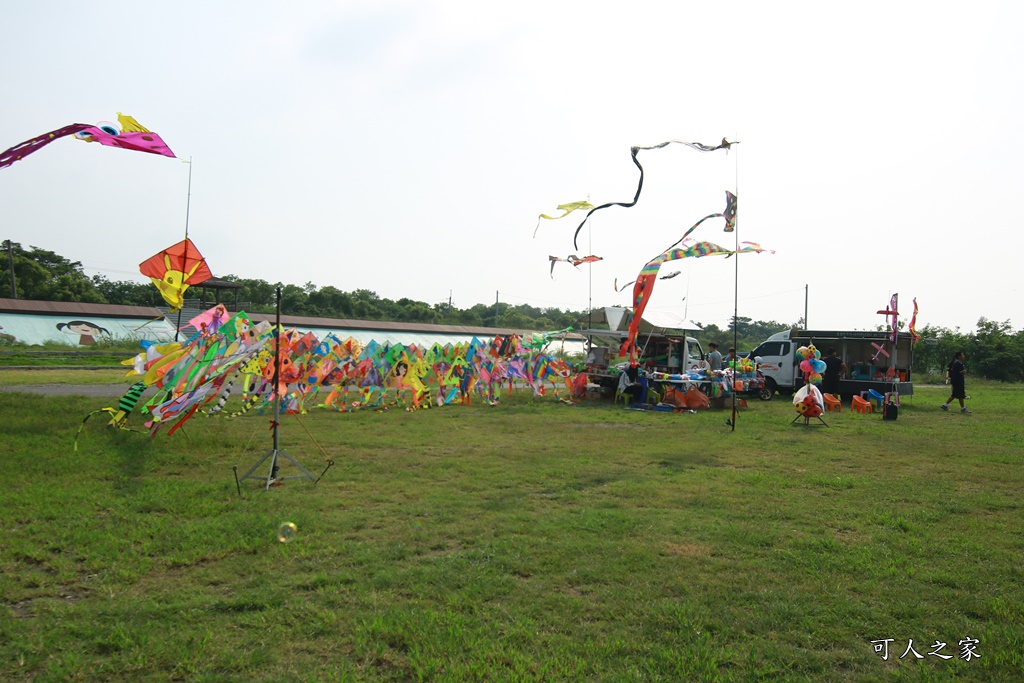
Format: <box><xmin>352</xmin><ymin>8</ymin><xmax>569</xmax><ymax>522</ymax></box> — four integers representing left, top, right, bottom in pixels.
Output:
<box><xmin>1</xmin><ymin>380</ymin><xmax>1021</xmax><ymax>681</ymax></box>
<box><xmin>0</xmin><ymin>368</ymin><xmax>132</xmax><ymax>386</ymax></box>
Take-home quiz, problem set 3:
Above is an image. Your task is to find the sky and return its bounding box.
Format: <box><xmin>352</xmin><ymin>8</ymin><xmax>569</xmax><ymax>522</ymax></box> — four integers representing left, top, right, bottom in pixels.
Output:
<box><xmin>2</xmin><ymin>1</ymin><xmax>1020</xmax><ymax>335</ymax></box>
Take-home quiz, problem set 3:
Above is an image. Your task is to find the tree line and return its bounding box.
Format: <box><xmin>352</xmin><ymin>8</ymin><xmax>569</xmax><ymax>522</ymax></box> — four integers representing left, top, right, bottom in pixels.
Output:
<box><xmin>3</xmin><ymin>241</ymin><xmax>1022</xmax><ymax>380</ymax></box>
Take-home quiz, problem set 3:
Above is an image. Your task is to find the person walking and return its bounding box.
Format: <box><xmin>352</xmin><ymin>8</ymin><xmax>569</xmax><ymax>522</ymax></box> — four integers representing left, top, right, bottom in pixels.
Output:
<box><xmin>941</xmin><ymin>351</ymin><xmax>970</xmax><ymax>413</ymax></box>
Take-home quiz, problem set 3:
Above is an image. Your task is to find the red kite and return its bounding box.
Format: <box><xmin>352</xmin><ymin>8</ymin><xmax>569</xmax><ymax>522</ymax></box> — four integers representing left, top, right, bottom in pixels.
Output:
<box><xmin>140</xmin><ymin>239</ymin><xmax>213</xmax><ymax>311</ymax></box>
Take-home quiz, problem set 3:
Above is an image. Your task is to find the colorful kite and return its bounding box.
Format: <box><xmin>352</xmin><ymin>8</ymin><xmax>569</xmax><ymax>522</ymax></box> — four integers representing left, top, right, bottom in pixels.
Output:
<box><xmin>564</xmin><ymin>138</ymin><xmax>736</xmax><ymax>249</ymax></box>
<box><xmin>908</xmin><ymin>297</ymin><xmax>921</xmax><ymax>345</ymax></box>
<box><xmin>877</xmin><ymin>294</ymin><xmax>899</xmax><ymax>343</ymax></box>
<box><xmin>534</xmin><ymin>200</ymin><xmax>595</xmax><ymax>237</ymax></box>
<box><xmin>722</xmin><ymin>191</ymin><xmax>738</xmax><ymax>232</ymax></box>
<box><xmin>1</xmin><ymin>113</ymin><xmax>175</xmax><ymax>169</ymax></box>
<box><xmin>668</xmin><ymin>191</ymin><xmax>740</xmax><ymax>249</ymax></box>
<box><xmin>621</xmin><ymin>240</ymin><xmax>772</xmax><ymax>364</ymax></box>
<box><xmin>139</xmin><ymin>239</ymin><xmax>213</xmax><ymax>311</ymax></box>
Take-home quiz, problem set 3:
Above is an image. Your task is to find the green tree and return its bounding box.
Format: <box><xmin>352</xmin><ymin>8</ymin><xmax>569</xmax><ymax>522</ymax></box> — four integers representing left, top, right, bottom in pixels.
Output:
<box><xmin>968</xmin><ymin>318</ymin><xmax>1024</xmax><ymax>382</ymax></box>
<box><xmin>0</xmin><ymin>242</ymin><xmax>103</xmax><ymax>302</ymax></box>
<box><xmin>91</xmin><ymin>275</ymin><xmax>163</xmax><ymax>306</ymax></box>
<box><xmin>222</xmin><ymin>276</ymin><xmax>276</xmax><ymax>311</ymax></box>
<box><xmin>279</xmin><ymin>284</ymin><xmax>309</xmax><ymax>315</ymax></box>
<box><xmin>307</xmin><ymin>286</ymin><xmax>353</xmax><ymax>318</ymax></box>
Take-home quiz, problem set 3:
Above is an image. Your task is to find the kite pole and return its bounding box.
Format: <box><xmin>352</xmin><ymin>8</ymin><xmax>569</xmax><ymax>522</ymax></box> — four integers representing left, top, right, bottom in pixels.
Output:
<box><xmin>730</xmin><ymin>141</ymin><xmax>740</xmax><ymax>432</ymax></box>
<box><xmin>238</xmin><ymin>287</ymin><xmax>316</xmax><ymax>489</ymax></box>
<box><xmin>174</xmin><ymin>156</ymin><xmax>193</xmax><ymax>341</ymax></box>
<box><xmin>587</xmin><ymin>195</ymin><xmax>593</xmax><ymax>318</ymax></box>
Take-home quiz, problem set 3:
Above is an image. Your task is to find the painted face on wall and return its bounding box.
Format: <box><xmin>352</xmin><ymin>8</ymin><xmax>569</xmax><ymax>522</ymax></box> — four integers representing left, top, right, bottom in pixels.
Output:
<box><xmin>57</xmin><ymin>320</ymin><xmax>109</xmax><ymax>345</ymax></box>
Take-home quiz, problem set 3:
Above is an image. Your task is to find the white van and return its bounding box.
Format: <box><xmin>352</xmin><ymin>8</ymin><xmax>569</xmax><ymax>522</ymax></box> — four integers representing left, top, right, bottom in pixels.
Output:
<box><xmin>751</xmin><ymin>328</ymin><xmax>914</xmax><ymax>398</ymax></box>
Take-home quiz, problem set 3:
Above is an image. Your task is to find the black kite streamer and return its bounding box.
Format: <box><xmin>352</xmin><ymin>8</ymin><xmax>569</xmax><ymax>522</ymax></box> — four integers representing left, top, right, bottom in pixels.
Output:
<box><xmin>570</xmin><ymin>138</ymin><xmax>736</xmax><ymax>249</ymax></box>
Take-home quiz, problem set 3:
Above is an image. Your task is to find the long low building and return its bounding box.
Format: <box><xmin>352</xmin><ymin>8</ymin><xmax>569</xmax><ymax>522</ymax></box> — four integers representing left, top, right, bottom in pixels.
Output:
<box><xmin>0</xmin><ymin>298</ymin><xmax>586</xmax><ymax>355</ymax></box>
<box><xmin>0</xmin><ymin>298</ymin><xmax>178</xmax><ymax>346</ymax></box>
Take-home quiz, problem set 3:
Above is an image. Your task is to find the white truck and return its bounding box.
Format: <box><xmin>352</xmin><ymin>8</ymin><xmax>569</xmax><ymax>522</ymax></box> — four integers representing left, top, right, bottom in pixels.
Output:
<box><xmin>751</xmin><ymin>328</ymin><xmax>914</xmax><ymax>399</ymax></box>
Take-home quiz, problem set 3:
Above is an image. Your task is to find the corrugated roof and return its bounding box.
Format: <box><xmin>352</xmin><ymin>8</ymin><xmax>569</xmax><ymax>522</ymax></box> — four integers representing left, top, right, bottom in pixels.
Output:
<box><xmin>247</xmin><ymin>312</ymin><xmax>583</xmax><ymax>340</ymax></box>
<box><xmin>0</xmin><ymin>298</ymin><xmax>165</xmax><ymax>319</ymax></box>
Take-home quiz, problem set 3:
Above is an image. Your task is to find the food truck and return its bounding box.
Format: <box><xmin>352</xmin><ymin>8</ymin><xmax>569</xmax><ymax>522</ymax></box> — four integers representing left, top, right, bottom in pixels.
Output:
<box><xmin>750</xmin><ymin>328</ymin><xmax>914</xmax><ymax>399</ymax></box>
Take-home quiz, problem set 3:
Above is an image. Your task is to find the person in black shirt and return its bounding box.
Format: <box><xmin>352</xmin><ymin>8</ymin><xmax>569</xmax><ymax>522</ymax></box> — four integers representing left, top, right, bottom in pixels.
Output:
<box><xmin>941</xmin><ymin>351</ymin><xmax>970</xmax><ymax>413</ymax></box>
<box><xmin>821</xmin><ymin>348</ymin><xmax>846</xmax><ymax>396</ymax></box>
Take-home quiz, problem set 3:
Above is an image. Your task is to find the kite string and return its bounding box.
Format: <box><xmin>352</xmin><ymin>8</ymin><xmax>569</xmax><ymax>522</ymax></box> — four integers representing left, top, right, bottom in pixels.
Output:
<box><xmin>293</xmin><ymin>414</ymin><xmax>332</xmax><ymax>463</ymax></box>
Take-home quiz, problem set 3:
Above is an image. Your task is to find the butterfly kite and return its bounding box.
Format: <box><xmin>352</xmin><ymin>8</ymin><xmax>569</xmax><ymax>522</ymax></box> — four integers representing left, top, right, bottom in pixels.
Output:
<box><xmin>1</xmin><ymin>113</ymin><xmax>175</xmax><ymax>169</ymax></box>
<box><xmin>140</xmin><ymin>239</ymin><xmax>213</xmax><ymax>311</ymax></box>
<box><xmin>563</xmin><ymin>138</ymin><xmax>736</xmax><ymax>249</ymax></box>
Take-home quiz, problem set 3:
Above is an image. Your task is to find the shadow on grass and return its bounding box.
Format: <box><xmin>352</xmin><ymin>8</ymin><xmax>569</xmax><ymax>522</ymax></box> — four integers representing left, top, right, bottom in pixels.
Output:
<box><xmin>108</xmin><ymin>430</ymin><xmax>152</xmax><ymax>495</ymax></box>
<box><xmin>654</xmin><ymin>452</ymin><xmax>723</xmax><ymax>471</ymax></box>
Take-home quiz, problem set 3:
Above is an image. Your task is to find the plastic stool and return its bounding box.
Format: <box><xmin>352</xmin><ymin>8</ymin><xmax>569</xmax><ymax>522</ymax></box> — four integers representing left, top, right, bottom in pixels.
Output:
<box><xmin>866</xmin><ymin>389</ymin><xmax>885</xmax><ymax>410</ymax></box>
<box><xmin>823</xmin><ymin>393</ymin><xmax>842</xmax><ymax>412</ymax></box>
<box><xmin>851</xmin><ymin>395</ymin><xmax>873</xmax><ymax>414</ymax></box>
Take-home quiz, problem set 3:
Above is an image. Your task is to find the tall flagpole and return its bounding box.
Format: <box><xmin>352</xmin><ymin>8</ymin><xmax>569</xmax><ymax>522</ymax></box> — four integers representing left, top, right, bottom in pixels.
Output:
<box><xmin>174</xmin><ymin>157</ymin><xmax>193</xmax><ymax>341</ymax></box>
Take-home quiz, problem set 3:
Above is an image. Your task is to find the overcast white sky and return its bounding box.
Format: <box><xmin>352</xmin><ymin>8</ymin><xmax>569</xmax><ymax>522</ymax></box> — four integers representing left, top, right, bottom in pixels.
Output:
<box><xmin>2</xmin><ymin>1</ymin><xmax>1020</xmax><ymax>334</ymax></box>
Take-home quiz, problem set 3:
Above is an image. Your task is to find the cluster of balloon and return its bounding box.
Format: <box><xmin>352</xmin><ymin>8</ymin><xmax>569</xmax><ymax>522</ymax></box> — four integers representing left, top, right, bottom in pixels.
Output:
<box><xmin>796</xmin><ymin>393</ymin><xmax>823</xmax><ymax>418</ymax></box>
<box><xmin>797</xmin><ymin>345</ymin><xmax>826</xmax><ymax>385</ymax></box>
<box><xmin>792</xmin><ymin>384</ymin><xmax>824</xmax><ymax>418</ymax></box>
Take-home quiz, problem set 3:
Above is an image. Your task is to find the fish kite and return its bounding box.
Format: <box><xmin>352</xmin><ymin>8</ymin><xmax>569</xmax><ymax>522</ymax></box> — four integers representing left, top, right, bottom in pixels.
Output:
<box><xmin>534</xmin><ymin>200</ymin><xmax>595</xmax><ymax>237</ymax></box>
<box><xmin>139</xmin><ymin>239</ymin><xmax>213</xmax><ymax>311</ymax></box>
<box><xmin>565</xmin><ymin>138</ymin><xmax>736</xmax><ymax>249</ymax></box>
<box><xmin>1</xmin><ymin>113</ymin><xmax>175</xmax><ymax>169</ymax></box>
<box><xmin>548</xmin><ymin>254</ymin><xmax>603</xmax><ymax>278</ymax></box>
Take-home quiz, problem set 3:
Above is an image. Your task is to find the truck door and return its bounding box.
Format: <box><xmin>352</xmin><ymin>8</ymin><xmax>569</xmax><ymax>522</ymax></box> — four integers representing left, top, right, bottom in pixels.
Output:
<box><xmin>685</xmin><ymin>338</ymin><xmax>705</xmax><ymax>371</ymax></box>
<box><xmin>749</xmin><ymin>340</ymin><xmax>794</xmax><ymax>392</ymax></box>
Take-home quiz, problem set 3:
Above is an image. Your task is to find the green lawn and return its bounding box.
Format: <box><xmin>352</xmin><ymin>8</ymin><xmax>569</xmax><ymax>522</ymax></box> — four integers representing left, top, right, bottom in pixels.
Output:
<box><xmin>1</xmin><ymin>383</ymin><xmax>1021</xmax><ymax>681</ymax></box>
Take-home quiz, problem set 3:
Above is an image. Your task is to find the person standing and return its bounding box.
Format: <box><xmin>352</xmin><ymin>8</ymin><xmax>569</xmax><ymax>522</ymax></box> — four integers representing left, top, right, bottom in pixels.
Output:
<box><xmin>725</xmin><ymin>347</ymin><xmax>739</xmax><ymax>369</ymax></box>
<box><xmin>941</xmin><ymin>351</ymin><xmax>970</xmax><ymax>413</ymax></box>
<box><xmin>706</xmin><ymin>342</ymin><xmax>723</xmax><ymax>372</ymax></box>
<box><xmin>821</xmin><ymin>347</ymin><xmax>846</xmax><ymax>396</ymax></box>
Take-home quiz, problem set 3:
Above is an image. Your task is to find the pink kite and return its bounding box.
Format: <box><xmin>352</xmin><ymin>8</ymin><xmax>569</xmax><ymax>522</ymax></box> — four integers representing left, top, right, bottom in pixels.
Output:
<box><xmin>0</xmin><ymin>113</ymin><xmax>174</xmax><ymax>170</ymax></box>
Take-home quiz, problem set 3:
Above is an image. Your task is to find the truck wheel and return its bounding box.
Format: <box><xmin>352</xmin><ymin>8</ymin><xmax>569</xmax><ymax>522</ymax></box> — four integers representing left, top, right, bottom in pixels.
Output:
<box><xmin>760</xmin><ymin>378</ymin><xmax>777</xmax><ymax>400</ymax></box>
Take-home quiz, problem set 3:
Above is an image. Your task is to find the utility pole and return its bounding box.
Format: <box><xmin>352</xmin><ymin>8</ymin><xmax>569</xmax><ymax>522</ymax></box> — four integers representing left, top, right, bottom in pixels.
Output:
<box><xmin>5</xmin><ymin>240</ymin><xmax>15</xmax><ymax>298</ymax></box>
<box><xmin>804</xmin><ymin>284</ymin><xmax>809</xmax><ymax>329</ymax></box>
